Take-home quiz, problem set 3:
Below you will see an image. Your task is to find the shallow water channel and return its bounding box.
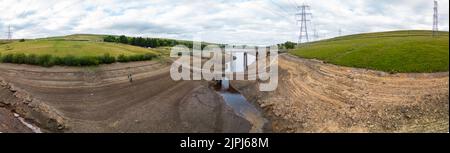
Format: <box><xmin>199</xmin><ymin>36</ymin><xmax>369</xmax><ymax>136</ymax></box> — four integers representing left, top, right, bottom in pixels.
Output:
<box><xmin>215</xmin><ymin>52</ymin><xmax>267</xmax><ymax>133</ymax></box>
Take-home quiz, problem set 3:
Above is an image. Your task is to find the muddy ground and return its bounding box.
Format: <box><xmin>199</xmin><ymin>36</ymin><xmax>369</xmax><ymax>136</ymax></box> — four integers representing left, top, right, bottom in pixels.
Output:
<box><xmin>0</xmin><ymin>53</ymin><xmax>448</xmax><ymax>133</ymax></box>
<box><xmin>0</xmin><ymin>60</ymin><xmax>250</xmax><ymax>133</ymax></box>
<box><xmin>232</xmin><ymin>54</ymin><xmax>449</xmax><ymax>133</ymax></box>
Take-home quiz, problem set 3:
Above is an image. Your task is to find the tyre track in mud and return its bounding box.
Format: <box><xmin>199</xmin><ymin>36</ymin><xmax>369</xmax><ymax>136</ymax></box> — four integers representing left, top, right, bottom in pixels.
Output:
<box><xmin>0</xmin><ymin>60</ymin><xmax>251</xmax><ymax>133</ymax></box>
<box><xmin>233</xmin><ymin>54</ymin><xmax>449</xmax><ymax>133</ymax></box>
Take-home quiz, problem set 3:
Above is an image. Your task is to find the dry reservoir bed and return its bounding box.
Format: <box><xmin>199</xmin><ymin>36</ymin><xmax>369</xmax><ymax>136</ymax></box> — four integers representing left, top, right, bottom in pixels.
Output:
<box><xmin>232</xmin><ymin>54</ymin><xmax>449</xmax><ymax>133</ymax></box>
<box><xmin>0</xmin><ymin>60</ymin><xmax>251</xmax><ymax>132</ymax></box>
<box><xmin>0</xmin><ymin>54</ymin><xmax>448</xmax><ymax>133</ymax></box>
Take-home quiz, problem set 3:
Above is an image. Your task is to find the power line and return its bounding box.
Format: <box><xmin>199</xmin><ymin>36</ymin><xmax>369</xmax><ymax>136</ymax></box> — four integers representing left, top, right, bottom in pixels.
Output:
<box><xmin>288</xmin><ymin>0</ymin><xmax>299</xmax><ymax>7</ymax></box>
<box><xmin>268</xmin><ymin>0</ymin><xmax>295</xmax><ymax>18</ymax></box>
<box><xmin>286</xmin><ymin>0</ymin><xmax>299</xmax><ymax>12</ymax></box>
<box><xmin>257</xmin><ymin>1</ymin><xmax>296</xmax><ymax>24</ymax></box>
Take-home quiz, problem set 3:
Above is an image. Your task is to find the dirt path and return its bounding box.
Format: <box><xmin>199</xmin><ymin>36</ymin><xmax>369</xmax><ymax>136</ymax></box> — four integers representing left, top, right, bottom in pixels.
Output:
<box><xmin>233</xmin><ymin>54</ymin><xmax>449</xmax><ymax>133</ymax></box>
<box><xmin>0</xmin><ymin>60</ymin><xmax>251</xmax><ymax>132</ymax></box>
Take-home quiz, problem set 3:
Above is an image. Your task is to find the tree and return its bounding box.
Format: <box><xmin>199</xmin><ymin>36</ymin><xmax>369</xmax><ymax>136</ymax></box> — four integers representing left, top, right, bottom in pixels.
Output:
<box><xmin>104</xmin><ymin>36</ymin><xmax>117</xmax><ymax>42</ymax></box>
<box><xmin>118</xmin><ymin>35</ymin><xmax>128</xmax><ymax>44</ymax></box>
<box><xmin>130</xmin><ymin>37</ymin><xmax>137</xmax><ymax>45</ymax></box>
<box><xmin>284</xmin><ymin>41</ymin><xmax>296</xmax><ymax>49</ymax></box>
<box><xmin>136</xmin><ymin>37</ymin><xmax>145</xmax><ymax>47</ymax></box>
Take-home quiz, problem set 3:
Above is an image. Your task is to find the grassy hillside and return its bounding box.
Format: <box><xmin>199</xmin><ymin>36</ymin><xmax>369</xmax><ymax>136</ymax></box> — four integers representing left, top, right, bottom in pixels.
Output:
<box><xmin>1</xmin><ymin>39</ymin><xmax>159</xmax><ymax>57</ymax></box>
<box><xmin>41</xmin><ymin>34</ymin><xmax>107</xmax><ymax>42</ymax></box>
<box><xmin>0</xmin><ymin>34</ymin><xmax>161</xmax><ymax>67</ymax></box>
<box><xmin>290</xmin><ymin>30</ymin><xmax>449</xmax><ymax>73</ymax></box>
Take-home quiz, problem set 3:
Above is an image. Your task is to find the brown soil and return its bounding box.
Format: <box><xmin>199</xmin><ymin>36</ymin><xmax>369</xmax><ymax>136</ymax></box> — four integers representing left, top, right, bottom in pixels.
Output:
<box><xmin>0</xmin><ymin>108</ymin><xmax>32</xmax><ymax>133</ymax></box>
<box><xmin>0</xmin><ymin>60</ymin><xmax>250</xmax><ymax>133</ymax></box>
<box><xmin>1</xmin><ymin>54</ymin><xmax>448</xmax><ymax>133</ymax></box>
<box><xmin>232</xmin><ymin>54</ymin><xmax>449</xmax><ymax>133</ymax></box>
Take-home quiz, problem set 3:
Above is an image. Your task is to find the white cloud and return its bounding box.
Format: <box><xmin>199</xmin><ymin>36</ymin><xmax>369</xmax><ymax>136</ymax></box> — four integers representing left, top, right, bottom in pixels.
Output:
<box><xmin>0</xmin><ymin>0</ymin><xmax>448</xmax><ymax>45</ymax></box>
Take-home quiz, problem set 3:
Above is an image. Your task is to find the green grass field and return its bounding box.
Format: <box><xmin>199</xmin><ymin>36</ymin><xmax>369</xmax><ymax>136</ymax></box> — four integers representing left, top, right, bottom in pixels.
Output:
<box><xmin>1</xmin><ymin>35</ymin><xmax>160</xmax><ymax>57</ymax></box>
<box><xmin>289</xmin><ymin>30</ymin><xmax>449</xmax><ymax>73</ymax></box>
<box><xmin>0</xmin><ymin>34</ymin><xmax>163</xmax><ymax>67</ymax></box>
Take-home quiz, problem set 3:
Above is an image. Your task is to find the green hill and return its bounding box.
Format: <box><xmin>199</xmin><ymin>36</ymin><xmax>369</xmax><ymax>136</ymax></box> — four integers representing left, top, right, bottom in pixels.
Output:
<box><xmin>289</xmin><ymin>30</ymin><xmax>449</xmax><ymax>73</ymax></box>
<box><xmin>0</xmin><ymin>34</ymin><xmax>162</xmax><ymax>67</ymax></box>
<box><xmin>1</xmin><ymin>39</ymin><xmax>159</xmax><ymax>57</ymax></box>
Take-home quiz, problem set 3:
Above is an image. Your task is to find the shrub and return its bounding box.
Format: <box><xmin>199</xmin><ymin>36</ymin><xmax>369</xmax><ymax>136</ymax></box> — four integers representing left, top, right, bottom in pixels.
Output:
<box><xmin>63</xmin><ymin>55</ymin><xmax>77</xmax><ymax>66</ymax></box>
<box><xmin>97</xmin><ymin>53</ymin><xmax>116</xmax><ymax>64</ymax></box>
<box><xmin>128</xmin><ymin>54</ymin><xmax>143</xmax><ymax>61</ymax></box>
<box><xmin>12</xmin><ymin>53</ymin><xmax>26</xmax><ymax>64</ymax></box>
<box><xmin>117</xmin><ymin>54</ymin><xmax>128</xmax><ymax>62</ymax></box>
<box><xmin>143</xmin><ymin>53</ymin><xmax>157</xmax><ymax>60</ymax></box>
<box><xmin>79</xmin><ymin>56</ymin><xmax>99</xmax><ymax>66</ymax></box>
<box><xmin>1</xmin><ymin>54</ymin><xmax>14</xmax><ymax>63</ymax></box>
<box><xmin>36</xmin><ymin>54</ymin><xmax>53</xmax><ymax>67</ymax></box>
<box><xmin>25</xmin><ymin>54</ymin><xmax>38</xmax><ymax>65</ymax></box>
<box><xmin>50</xmin><ymin>56</ymin><xmax>63</xmax><ymax>66</ymax></box>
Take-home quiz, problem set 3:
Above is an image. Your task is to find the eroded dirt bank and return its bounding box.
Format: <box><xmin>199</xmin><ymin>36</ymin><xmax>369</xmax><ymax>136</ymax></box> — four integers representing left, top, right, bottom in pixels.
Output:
<box><xmin>0</xmin><ymin>61</ymin><xmax>251</xmax><ymax>133</ymax></box>
<box><xmin>232</xmin><ymin>54</ymin><xmax>449</xmax><ymax>133</ymax></box>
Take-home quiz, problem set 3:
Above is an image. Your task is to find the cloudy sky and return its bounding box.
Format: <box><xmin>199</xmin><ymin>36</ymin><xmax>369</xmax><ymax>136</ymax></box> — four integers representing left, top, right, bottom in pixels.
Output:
<box><xmin>0</xmin><ymin>0</ymin><xmax>448</xmax><ymax>45</ymax></box>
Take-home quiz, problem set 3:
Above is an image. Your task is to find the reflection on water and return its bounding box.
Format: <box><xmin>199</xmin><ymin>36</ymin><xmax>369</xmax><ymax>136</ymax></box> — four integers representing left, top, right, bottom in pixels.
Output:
<box><xmin>221</xmin><ymin>79</ymin><xmax>230</xmax><ymax>91</ymax></box>
<box><xmin>217</xmin><ymin>87</ymin><xmax>267</xmax><ymax>133</ymax></box>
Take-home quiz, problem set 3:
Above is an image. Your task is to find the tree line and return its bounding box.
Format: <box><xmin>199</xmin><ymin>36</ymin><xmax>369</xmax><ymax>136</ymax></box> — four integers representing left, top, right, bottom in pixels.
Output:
<box><xmin>277</xmin><ymin>41</ymin><xmax>296</xmax><ymax>50</ymax></box>
<box><xmin>104</xmin><ymin>35</ymin><xmax>214</xmax><ymax>49</ymax></box>
<box><xmin>105</xmin><ymin>35</ymin><xmax>297</xmax><ymax>50</ymax></box>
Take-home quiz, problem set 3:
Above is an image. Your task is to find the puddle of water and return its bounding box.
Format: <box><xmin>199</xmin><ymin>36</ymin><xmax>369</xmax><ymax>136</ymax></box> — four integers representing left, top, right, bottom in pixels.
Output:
<box><xmin>217</xmin><ymin>87</ymin><xmax>267</xmax><ymax>133</ymax></box>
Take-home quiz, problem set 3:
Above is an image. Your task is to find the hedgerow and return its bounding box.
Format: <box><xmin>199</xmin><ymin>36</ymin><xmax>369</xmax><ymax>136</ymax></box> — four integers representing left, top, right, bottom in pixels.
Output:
<box><xmin>0</xmin><ymin>52</ymin><xmax>158</xmax><ymax>67</ymax></box>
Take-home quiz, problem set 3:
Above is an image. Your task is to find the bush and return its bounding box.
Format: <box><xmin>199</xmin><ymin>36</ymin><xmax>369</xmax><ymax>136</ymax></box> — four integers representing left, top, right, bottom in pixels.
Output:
<box><xmin>36</xmin><ymin>54</ymin><xmax>54</xmax><ymax>67</ymax></box>
<box><xmin>25</xmin><ymin>54</ymin><xmax>38</xmax><ymax>65</ymax></box>
<box><xmin>79</xmin><ymin>56</ymin><xmax>99</xmax><ymax>66</ymax></box>
<box><xmin>117</xmin><ymin>54</ymin><xmax>128</xmax><ymax>62</ymax></box>
<box><xmin>128</xmin><ymin>54</ymin><xmax>143</xmax><ymax>61</ymax></box>
<box><xmin>97</xmin><ymin>53</ymin><xmax>116</xmax><ymax>64</ymax></box>
<box><xmin>103</xmin><ymin>36</ymin><xmax>117</xmax><ymax>42</ymax></box>
<box><xmin>142</xmin><ymin>53</ymin><xmax>156</xmax><ymax>60</ymax></box>
<box><xmin>1</xmin><ymin>54</ymin><xmax>14</xmax><ymax>63</ymax></box>
<box><xmin>12</xmin><ymin>53</ymin><xmax>26</xmax><ymax>64</ymax></box>
<box><xmin>50</xmin><ymin>56</ymin><xmax>63</xmax><ymax>66</ymax></box>
<box><xmin>62</xmin><ymin>55</ymin><xmax>77</xmax><ymax>66</ymax></box>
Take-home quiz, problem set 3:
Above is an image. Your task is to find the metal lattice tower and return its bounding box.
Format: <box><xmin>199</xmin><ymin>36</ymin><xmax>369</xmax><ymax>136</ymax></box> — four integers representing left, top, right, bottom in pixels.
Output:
<box><xmin>7</xmin><ymin>25</ymin><xmax>12</xmax><ymax>41</ymax></box>
<box><xmin>296</xmin><ymin>4</ymin><xmax>312</xmax><ymax>44</ymax></box>
<box><xmin>433</xmin><ymin>0</ymin><xmax>439</xmax><ymax>37</ymax></box>
<box><xmin>313</xmin><ymin>27</ymin><xmax>319</xmax><ymax>41</ymax></box>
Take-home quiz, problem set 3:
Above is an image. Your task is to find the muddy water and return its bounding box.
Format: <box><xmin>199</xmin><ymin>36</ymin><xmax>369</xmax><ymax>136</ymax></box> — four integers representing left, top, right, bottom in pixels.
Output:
<box><xmin>216</xmin><ymin>80</ymin><xmax>267</xmax><ymax>133</ymax></box>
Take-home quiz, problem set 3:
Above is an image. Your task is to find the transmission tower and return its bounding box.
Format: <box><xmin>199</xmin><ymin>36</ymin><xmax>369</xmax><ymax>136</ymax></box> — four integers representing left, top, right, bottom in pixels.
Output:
<box><xmin>296</xmin><ymin>4</ymin><xmax>312</xmax><ymax>44</ymax></box>
<box><xmin>433</xmin><ymin>0</ymin><xmax>439</xmax><ymax>37</ymax></box>
<box><xmin>7</xmin><ymin>25</ymin><xmax>12</xmax><ymax>41</ymax></box>
<box><xmin>313</xmin><ymin>27</ymin><xmax>319</xmax><ymax>41</ymax></box>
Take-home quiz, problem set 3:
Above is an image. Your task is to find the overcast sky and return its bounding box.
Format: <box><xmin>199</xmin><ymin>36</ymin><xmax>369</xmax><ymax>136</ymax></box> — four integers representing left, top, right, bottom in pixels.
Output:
<box><xmin>0</xmin><ymin>0</ymin><xmax>448</xmax><ymax>45</ymax></box>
